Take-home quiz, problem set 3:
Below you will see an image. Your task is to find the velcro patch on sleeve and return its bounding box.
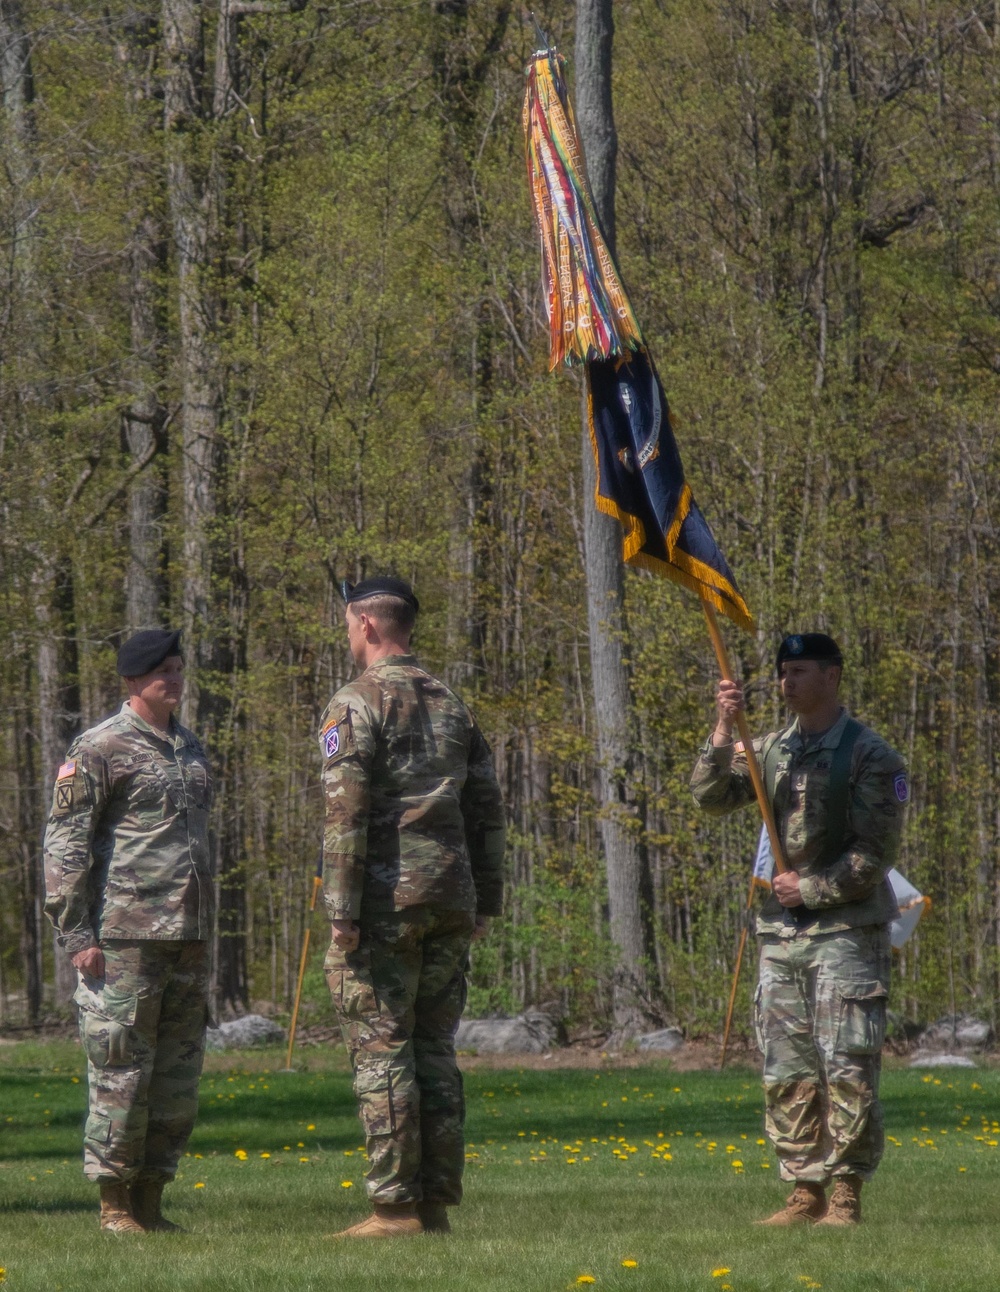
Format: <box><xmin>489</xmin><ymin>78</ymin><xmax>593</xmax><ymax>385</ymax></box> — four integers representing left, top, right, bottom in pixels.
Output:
<box><xmin>894</xmin><ymin>772</ymin><xmax>909</xmax><ymax>803</ymax></box>
<box><xmin>57</xmin><ymin>760</ymin><xmax>76</xmax><ymax>781</ymax></box>
<box><xmin>323</xmin><ymin>721</ymin><xmax>341</xmax><ymax>759</ymax></box>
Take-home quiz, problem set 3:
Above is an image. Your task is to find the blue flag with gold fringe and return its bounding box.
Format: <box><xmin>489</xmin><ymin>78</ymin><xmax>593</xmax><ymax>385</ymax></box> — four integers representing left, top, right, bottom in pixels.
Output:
<box><xmin>587</xmin><ymin>348</ymin><xmax>752</xmax><ymax>631</ymax></box>
<box><xmin>524</xmin><ymin>45</ymin><xmax>753</xmax><ymax>632</ymax></box>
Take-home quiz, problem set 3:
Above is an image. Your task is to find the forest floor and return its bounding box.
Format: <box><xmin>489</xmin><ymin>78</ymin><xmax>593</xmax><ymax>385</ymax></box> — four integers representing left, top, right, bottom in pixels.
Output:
<box><xmin>0</xmin><ymin>1039</ymin><xmax>995</xmax><ymax>1291</ymax></box>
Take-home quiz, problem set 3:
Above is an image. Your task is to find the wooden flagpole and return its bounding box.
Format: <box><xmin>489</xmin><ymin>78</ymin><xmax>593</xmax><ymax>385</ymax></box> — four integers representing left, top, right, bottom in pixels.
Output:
<box><xmin>283</xmin><ymin>869</ymin><xmax>324</xmax><ymax>1072</ymax></box>
<box><xmin>699</xmin><ymin>596</ymin><xmax>790</xmax><ymax>1068</ymax></box>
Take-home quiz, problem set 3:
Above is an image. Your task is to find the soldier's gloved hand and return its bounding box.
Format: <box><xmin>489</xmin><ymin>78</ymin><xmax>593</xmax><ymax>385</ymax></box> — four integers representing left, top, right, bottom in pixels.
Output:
<box><xmin>71</xmin><ymin>946</ymin><xmax>106</xmax><ymax>981</ymax></box>
<box><xmin>773</xmin><ymin>871</ymin><xmax>804</xmax><ymax>908</ymax></box>
<box><xmin>472</xmin><ymin>915</ymin><xmax>490</xmax><ymax>941</ymax></box>
<box><xmin>331</xmin><ymin>919</ymin><xmax>360</xmax><ymax>952</ymax></box>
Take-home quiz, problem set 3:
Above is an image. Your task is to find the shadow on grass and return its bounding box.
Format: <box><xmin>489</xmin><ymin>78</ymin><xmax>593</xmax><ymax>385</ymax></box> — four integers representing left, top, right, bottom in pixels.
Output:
<box><xmin>0</xmin><ymin>1198</ymin><xmax>94</xmax><ymax>1214</ymax></box>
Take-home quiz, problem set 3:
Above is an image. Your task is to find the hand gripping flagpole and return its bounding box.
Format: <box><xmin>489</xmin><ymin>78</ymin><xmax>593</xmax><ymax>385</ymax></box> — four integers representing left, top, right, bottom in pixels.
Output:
<box><xmin>283</xmin><ymin>853</ymin><xmax>324</xmax><ymax>1072</ymax></box>
<box><xmin>700</xmin><ymin>597</ymin><xmax>790</xmax><ymax>1069</ymax></box>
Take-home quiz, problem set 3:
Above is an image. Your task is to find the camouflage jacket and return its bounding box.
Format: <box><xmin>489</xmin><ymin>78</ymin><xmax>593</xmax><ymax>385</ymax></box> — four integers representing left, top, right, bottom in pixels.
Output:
<box><xmin>690</xmin><ymin>708</ymin><xmax>907</xmax><ymax>936</ymax></box>
<box><xmin>44</xmin><ymin>703</ymin><xmax>214</xmax><ymax>953</ymax></box>
<box><xmin>319</xmin><ymin>654</ymin><xmax>506</xmax><ymax>922</ymax></box>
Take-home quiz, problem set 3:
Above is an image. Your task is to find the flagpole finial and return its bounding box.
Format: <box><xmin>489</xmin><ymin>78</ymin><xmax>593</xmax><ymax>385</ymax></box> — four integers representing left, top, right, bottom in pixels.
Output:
<box><xmin>528</xmin><ymin>10</ymin><xmax>552</xmax><ymax>54</ymax></box>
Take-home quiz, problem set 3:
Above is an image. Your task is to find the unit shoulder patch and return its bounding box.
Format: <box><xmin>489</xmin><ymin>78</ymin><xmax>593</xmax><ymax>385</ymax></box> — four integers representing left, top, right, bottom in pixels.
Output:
<box><xmin>323</xmin><ymin>721</ymin><xmax>340</xmax><ymax>759</ymax></box>
<box><xmin>893</xmin><ymin>772</ymin><xmax>909</xmax><ymax>804</ymax></box>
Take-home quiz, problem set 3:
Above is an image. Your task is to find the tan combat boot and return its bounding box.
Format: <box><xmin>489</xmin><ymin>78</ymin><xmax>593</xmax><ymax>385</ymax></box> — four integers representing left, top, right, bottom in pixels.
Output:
<box><xmin>130</xmin><ymin>1180</ymin><xmax>185</xmax><ymax>1233</ymax></box>
<box><xmin>328</xmin><ymin>1202</ymin><xmax>424</xmax><ymax>1240</ymax></box>
<box><xmin>815</xmin><ymin>1174</ymin><xmax>862</xmax><ymax>1226</ymax></box>
<box><xmin>99</xmin><ymin>1181</ymin><xmax>145</xmax><ymax>1234</ymax></box>
<box><xmin>755</xmin><ymin>1181</ymin><xmax>827</xmax><ymax>1226</ymax></box>
<box><xmin>417</xmin><ymin>1201</ymin><xmax>451</xmax><ymax>1234</ymax></box>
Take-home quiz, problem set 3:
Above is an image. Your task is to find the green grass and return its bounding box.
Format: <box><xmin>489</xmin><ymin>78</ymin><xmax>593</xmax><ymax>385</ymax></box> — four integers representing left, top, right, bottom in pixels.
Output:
<box><xmin>0</xmin><ymin>1040</ymin><xmax>995</xmax><ymax>1290</ymax></box>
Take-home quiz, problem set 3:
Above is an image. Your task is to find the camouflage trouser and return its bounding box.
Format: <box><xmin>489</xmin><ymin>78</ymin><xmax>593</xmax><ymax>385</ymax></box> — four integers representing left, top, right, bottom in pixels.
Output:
<box><xmin>75</xmin><ymin>940</ymin><xmax>209</xmax><ymax>1184</ymax></box>
<box><xmin>325</xmin><ymin>906</ymin><xmax>475</xmax><ymax>1207</ymax></box>
<box><xmin>755</xmin><ymin>926</ymin><xmax>890</xmax><ymax>1184</ymax></box>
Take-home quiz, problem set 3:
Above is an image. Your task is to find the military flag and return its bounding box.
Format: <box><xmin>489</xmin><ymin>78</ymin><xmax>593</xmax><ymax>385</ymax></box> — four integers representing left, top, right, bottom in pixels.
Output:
<box><xmin>523</xmin><ymin>44</ymin><xmax>753</xmax><ymax>632</ymax></box>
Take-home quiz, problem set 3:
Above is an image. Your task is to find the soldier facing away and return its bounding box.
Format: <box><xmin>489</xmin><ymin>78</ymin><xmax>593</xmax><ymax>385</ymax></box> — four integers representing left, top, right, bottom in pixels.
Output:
<box><xmin>690</xmin><ymin>633</ymin><xmax>908</xmax><ymax>1227</ymax></box>
<box><xmin>44</xmin><ymin>629</ymin><xmax>213</xmax><ymax>1234</ymax></box>
<box><xmin>320</xmin><ymin>576</ymin><xmax>506</xmax><ymax>1239</ymax></box>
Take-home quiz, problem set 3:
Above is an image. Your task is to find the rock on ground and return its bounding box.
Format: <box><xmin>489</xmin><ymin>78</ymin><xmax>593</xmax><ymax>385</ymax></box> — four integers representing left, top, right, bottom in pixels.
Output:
<box><xmin>455</xmin><ymin>1011</ymin><xmax>559</xmax><ymax>1055</ymax></box>
<box><xmin>919</xmin><ymin>1014</ymin><xmax>993</xmax><ymax>1052</ymax></box>
<box><xmin>636</xmin><ymin>1027</ymin><xmax>684</xmax><ymax>1053</ymax></box>
<box><xmin>205</xmin><ymin>1014</ymin><xmax>287</xmax><ymax>1051</ymax></box>
<box><xmin>909</xmin><ymin>1052</ymin><xmax>976</xmax><ymax>1068</ymax></box>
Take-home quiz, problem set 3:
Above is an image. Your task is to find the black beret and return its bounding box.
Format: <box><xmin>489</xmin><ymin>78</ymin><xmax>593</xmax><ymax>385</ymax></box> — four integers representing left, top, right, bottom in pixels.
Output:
<box><xmin>117</xmin><ymin>628</ymin><xmax>183</xmax><ymax>677</ymax></box>
<box><xmin>339</xmin><ymin>576</ymin><xmax>419</xmax><ymax>615</ymax></box>
<box><xmin>776</xmin><ymin>632</ymin><xmax>843</xmax><ymax>674</ymax></box>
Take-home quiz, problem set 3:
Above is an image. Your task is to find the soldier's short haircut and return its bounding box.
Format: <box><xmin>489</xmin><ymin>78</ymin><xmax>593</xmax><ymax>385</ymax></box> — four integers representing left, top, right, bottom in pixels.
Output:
<box><xmin>354</xmin><ymin>594</ymin><xmax>415</xmax><ymax>636</ymax></box>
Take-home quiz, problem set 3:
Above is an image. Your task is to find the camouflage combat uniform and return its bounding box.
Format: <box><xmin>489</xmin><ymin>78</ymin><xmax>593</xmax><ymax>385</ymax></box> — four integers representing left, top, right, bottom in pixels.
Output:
<box><xmin>691</xmin><ymin>708</ymin><xmax>907</xmax><ymax>1183</ymax></box>
<box><xmin>44</xmin><ymin>702</ymin><xmax>214</xmax><ymax>1184</ymax></box>
<box><xmin>320</xmin><ymin>654</ymin><xmax>506</xmax><ymax>1206</ymax></box>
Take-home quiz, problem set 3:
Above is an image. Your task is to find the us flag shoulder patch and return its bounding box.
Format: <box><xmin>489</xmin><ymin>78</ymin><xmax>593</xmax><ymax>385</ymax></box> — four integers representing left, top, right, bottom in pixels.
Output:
<box><xmin>57</xmin><ymin>760</ymin><xmax>76</xmax><ymax>781</ymax></box>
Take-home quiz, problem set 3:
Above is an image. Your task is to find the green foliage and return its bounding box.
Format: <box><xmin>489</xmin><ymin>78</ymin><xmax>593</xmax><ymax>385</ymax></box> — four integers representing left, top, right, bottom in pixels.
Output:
<box><xmin>1</xmin><ymin>0</ymin><xmax>999</xmax><ymax>1032</ymax></box>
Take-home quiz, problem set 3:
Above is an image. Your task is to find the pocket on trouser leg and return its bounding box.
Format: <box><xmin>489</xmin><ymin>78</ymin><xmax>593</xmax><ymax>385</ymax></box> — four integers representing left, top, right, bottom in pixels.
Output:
<box><xmin>79</xmin><ymin>1006</ymin><xmax>138</xmax><ymax>1069</ymax></box>
<box><xmin>836</xmin><ymin>985</ymin><xmax>888</xmax><ymax>1055</ymax></box>
<box><xmin>354</xmin><ymin>1060</ymin><xmax>420</xmax><ymax>1201</ymax></box>
<box><xmin>354</xmin><ymin>1060</ymin><xmax>398</xmax><ymax>1137</ymax></box>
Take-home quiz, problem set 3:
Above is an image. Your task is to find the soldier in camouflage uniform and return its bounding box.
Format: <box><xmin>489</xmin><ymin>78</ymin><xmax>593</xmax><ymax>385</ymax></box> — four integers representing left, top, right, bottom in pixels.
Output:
<box><xmin>691</xmin><ymin>633</ymin><xmax>907</xmax><ymax>1227</ymax></box>
<box><xmin>320</xmin><ymin>576</ymin><xmax>506</xmax><ymax>1240</ymax></box>
<box><xmin>44</xmin><ymin>629</ymin><xmax>213</xmax><ymax>1235</ymax></box>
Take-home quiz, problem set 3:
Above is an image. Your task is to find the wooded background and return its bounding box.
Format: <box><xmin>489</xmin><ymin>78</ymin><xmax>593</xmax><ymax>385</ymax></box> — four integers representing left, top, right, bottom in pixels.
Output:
<box><xmin>2</xmin><ymin>0</ymin><xmax>998</xmax><ymax>1040</ymax></box>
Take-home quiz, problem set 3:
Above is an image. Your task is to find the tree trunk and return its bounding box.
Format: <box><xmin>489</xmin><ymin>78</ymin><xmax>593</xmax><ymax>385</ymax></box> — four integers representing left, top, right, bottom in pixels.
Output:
<box><xmin>574</xmin><ymin>0</ymin><xmax>658</xmax><ymax>1038</ymax></box>
<box><xmin>162</xmin><ymin>0</ymin><xmax>248</xmax><ymax>1013</ymax></box>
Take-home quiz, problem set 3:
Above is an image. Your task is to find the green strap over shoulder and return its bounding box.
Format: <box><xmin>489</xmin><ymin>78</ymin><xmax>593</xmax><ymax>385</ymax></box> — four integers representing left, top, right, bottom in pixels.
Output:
<box><xmin>762</xmin><ymin>717</ymin><xmax>863</xmax><ymax>853</ymax></box>
<box><xmin>819</xmin><ymin>716</ymin><xmax>863</xmax><ymax>865</ymax></box>
<box><xmin>768</xmin><ymin>715</ymin><xmax>863</xmax><ymax>926</ymax></box>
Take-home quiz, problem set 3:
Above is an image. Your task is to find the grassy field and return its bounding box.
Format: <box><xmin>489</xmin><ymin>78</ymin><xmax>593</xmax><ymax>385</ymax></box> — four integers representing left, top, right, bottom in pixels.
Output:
<box><xmin>0</xmin><ymin>1039</ymin><xmax>995</xmax><ymax>1291</ymax></box>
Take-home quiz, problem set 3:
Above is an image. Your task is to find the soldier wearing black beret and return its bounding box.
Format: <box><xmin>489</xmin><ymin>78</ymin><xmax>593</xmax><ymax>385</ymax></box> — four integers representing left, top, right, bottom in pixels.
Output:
<box><xmin>43</xmin><ymin>628</ymin><xmax>213</xmax><ymax>1234</ymax></box>
<box><xmin>692</xmin><ymin>631</ymin><xmax>908</xmax><ymax>1228</ymax></box>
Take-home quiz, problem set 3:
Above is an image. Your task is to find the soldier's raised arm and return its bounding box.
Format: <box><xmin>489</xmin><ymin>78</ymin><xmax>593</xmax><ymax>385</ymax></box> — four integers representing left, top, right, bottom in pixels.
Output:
<box><xmin>689</xmin><ymin>678</ymin><xmax>760</xmax><ymax>815</ymax></box>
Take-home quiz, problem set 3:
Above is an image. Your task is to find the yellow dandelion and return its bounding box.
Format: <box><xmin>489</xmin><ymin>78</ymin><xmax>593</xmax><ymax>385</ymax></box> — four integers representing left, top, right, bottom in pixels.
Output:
<box><xmin>0</xmin><ymin>1268</ymin><xmax>6</xmax><ymax>1284</ymax></box>
<box><xmin>712</xmin><ymin>1269</ymin><xmax>731</xmax><ymax>1278</ymax></box>
<box><xmin>621</xmin><ymin>1259</ymin><xmax>638</xmax><ymax>1269</ymax></box>
<box><xmin>575</xmin><ymin>1277</ymin><xmax>596</xmax><ymax>1286</ymax></box>
<box><xmin>260</xmin><ymin>1152</ymin><xmax>271</xmax><ymax>1159</ymax></box>
<box><xmin>731</xmin><ymin>1160</ymin><xmax>743</xmax><ymax>1168</ymax></box>
<box><xmin>341</xmin><ymin>1180</ymin><xmax>353</xmax><ymax>1188</ymax></box>
<box><xmin>234</xmin><ymin>1149</ymin><xmax>248</xmax><ymax>1160</ymax></box>
<box><xmin>194</xmin><ymin>1182</ymin><xmax>205</xmax><ymax>1189</ymax></box>
<box><xmin>299</xmin><ymin>1156</ymin><xmax>310</xmax><ymax>1163</ymax></box>
<box><xmin>307</xmin><ymin>1123</ymin><xmax>316</xmax><ymax>1130</ymax></box>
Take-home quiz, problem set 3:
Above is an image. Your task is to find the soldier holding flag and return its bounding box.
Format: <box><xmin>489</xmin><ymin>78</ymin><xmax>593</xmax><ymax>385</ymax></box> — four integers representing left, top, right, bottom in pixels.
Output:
<box><xmin>691</xmin><ymin>633</ymin><xmax>908</xmax><ymax>1227</ymax></box>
